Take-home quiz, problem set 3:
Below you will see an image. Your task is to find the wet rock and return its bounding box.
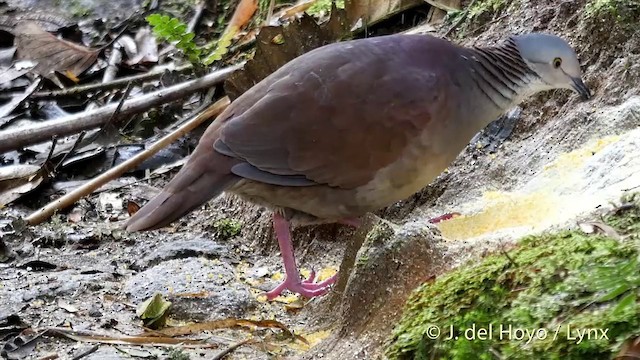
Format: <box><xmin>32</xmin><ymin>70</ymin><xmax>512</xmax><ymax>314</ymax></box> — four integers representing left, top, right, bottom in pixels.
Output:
<box><xmin>88</xmin><ymin>306</ymin><xmax>102</xmax><ymax>318</ymax></box>
<box><xmin>335</xmin><ymin>216</ymin><xmax>447</xmax><ymax>331</ymax></box>
<box><xmin>133</xmin><ymin>236</ymin><xmax>227</xmax><ymax>269</ymax></box>
<box><xmin>305</xmin><ymin>215</ymin><xmax>449</xmax><ymax>359</ymax></box>
<box><xmin>124</xmin><ymin>258</ymin><xmax>256</xmax><ymax>321</ymax></box>
<box><xmin>84</xmin><ymin>346</ymin><xmax>125</xmax><ymax>360</ymax></box>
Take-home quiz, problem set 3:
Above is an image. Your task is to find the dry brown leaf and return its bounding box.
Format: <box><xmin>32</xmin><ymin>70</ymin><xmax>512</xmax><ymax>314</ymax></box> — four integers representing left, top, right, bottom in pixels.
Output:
<box><xmin>345</xmin><ymin>0</ymin><xmax>423</xmax><ymax>28</ymax></box>
<box><xmin>275</xmin><ymin>0</ymin><xmax>318</xmax><ymax>21</ymax></box>
<box><xmin>46</xmin><ymin>327</ymin><xmax>212</xmax><ymax>347</ymax></box>
<box><xmin>224</xmin><ymin>6</ymin><xmax>350</xmax><ymax>100</ymax></box>
<box><xmin>0</xmin><ymin>164</ymin><xmax>47</xmax><ymax>207</ymax></box>
<box><xmin>126</xmin><ymin>200</ymin><xmax>141</xmax><ymax>216</ymax></box>
<box><xmin>226</xmin><ymin>0</ymin><xmax>259</xmax><ymax>32</ymax></box>
<box><xmin>14</xmin><ymin>22</ymin><xmax>99</xmax><ymax>82</ymax></box>
<box><xmin>144</xmin><ymin>318</ymin><xmax>294</xmax><ymax>338</ymax></box>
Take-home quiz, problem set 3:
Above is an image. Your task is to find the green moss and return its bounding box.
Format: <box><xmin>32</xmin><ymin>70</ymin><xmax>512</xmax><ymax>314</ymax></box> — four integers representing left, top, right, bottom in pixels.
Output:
<box><xmin>211</xmin><ymin>218</ymin><xmax>242</xmax><ymax>240</ymax></box>
<box><xmin>584</xmin><ymin>0</ymin><xmax>640</xmax><ymax>23</ymax></box>
<box><xmin>467</xmin><ymin>0</ymin><xmax>508</xmax><ymax>20</ymax></box>
<box><xmin>365</xmin><ymin>222</ymin><xmax>395</xmax><ymax>246</ymax></box>
<box><xmin>307</xmin><ymin>0</ymin><xmax>345</xmax><ymax>16</ymax></box>
<box><xmin>167</xmin><ymin>348</ymin><xmax>190</xmax><ymax>360</ymax></box>
<box><xmin>386</xmin><ymin>194</ymin><xmax>640</xmax><ymax>359</ymax></box>
<box><xmin>66</xmin><ymin>0</ymin><xmax>93</xmax><ymax>18</ymax></box>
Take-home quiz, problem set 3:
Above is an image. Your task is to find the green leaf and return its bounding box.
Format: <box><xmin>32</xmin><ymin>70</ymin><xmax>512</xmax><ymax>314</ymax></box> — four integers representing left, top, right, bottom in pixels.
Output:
<box><xmin>136</xmin><ymin>293</ymin><xmax>172</xmax><ymax>329</ymax></box>
<box><xmin>613</xmin><ymin>291</ymin><xmax>636</xmax><ymax>315</ymax></box>
<box><xmin>598</xmin><ymin>283</ymin><xmax>632</xmax><ymax>302</ymax></box>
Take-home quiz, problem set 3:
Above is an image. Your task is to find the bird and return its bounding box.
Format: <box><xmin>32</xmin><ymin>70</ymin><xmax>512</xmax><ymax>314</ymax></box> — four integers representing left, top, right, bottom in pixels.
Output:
<box><xmin>124</xmin><ymin>32</ymin><xmax>591</xmax><ymax>300</ymax></box>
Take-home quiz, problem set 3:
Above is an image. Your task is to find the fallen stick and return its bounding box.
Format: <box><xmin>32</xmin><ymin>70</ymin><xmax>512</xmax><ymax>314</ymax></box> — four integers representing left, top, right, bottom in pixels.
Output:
<box><xmin>25</xmin><ymin>96</ymin><xmax>230</xmax><ymax>226</ymax></box>
<box><xmin>0</xmin><ymin>63</ymin><xmax>241</xmax><ymax>154</ymax></box>
<box><xmin>30</xmin><ymin>63</ymin><xmax>194</xmax><ymax>99</ymax></box>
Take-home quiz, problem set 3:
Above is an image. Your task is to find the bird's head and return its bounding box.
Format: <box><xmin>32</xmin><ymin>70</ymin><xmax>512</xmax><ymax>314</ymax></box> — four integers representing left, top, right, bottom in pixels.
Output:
<box><xmin>512</xmin><ymin>33</ymin><xmax>591</xmax><ymax>101</ymax></box>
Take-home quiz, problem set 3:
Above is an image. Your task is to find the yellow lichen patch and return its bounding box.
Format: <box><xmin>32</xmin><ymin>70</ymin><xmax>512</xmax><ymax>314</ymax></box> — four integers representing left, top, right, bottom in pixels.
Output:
<box><xmin>276</xmin><ymin>294</ymin><xmax>300</xmax><ymax>304</ymax></box>
<box><xmin>299</xmin><ymin>268</ymin><xmax>311</xmax><ymax>279</ymax></box>
<box><xmin>271</xmin><ymin>272</ymin><xmax>284</xmax><ymax>281</ymax></box>
<box><xmin>437</xmin><ymin>191</ymin><xmax>562</xmax><ymax>240</ymax></box>
<box><xmin>315</xmin><ymin>266</ymin><xmax>338</xmax><ymax>281</ymax></box>
<box><xmin>437</xmin><ymin>135</ymin><xmax>623</xmax><ymax>241</ymax></box>
<box><xmin>288</xmin><ymin>329</ymin><xmax>334</xmax><ymax>351</ymax></box>
<box><xmin>543</xmin><ymin>135</ymin><xmax>620</xmax><ymax>173</ymax></box>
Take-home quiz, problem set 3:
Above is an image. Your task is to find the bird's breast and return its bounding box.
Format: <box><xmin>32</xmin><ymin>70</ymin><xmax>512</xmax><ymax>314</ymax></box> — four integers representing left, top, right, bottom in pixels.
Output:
<box><xmin>355</xmin><ymin>137</ymin><xmax>454</xmax><ymax>209</ymax></box>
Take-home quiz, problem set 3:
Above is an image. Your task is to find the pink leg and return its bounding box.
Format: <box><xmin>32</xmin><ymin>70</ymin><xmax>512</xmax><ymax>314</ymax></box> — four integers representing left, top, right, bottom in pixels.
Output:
<box><xmin>428</xmin><ymin>212</ymin><xmax>461</xmax><ymax>224</ymax></box>
<box><xmin>264</xmin><ymin>213</ymin><xmax>359</xmax><ymax>300</ymax></box>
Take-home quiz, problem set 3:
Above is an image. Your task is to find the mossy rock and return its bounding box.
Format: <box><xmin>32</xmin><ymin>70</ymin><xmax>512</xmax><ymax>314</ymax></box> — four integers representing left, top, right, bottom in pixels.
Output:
<box><xmin>386</xmin><ymin>194</ymin><xmax>640</xmax><ymax>359</ymax></box>
<box><xmin>584</xmin><ymin>0</ymin><xmax>640</xmax><ymax>24</ymax></box>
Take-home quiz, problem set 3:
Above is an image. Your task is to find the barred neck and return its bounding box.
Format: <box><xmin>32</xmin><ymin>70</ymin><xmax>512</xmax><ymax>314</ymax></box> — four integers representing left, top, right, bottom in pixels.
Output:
<box><xmin>465</xmin><ymin>38</ymin><xmax>541</xmax><ymax>111</ymax></box>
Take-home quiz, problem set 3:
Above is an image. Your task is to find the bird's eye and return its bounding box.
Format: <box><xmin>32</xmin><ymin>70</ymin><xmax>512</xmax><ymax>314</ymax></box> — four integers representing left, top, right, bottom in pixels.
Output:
<box><xmin>553</xmin><ymin>57</ymin><xmax>562</xmax><ymax>68</ymax></box>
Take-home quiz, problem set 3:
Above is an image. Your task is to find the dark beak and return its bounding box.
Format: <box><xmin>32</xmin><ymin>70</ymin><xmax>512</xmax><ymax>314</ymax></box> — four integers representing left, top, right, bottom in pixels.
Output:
<box><xmin>571</xmin><ymin>77</ymin><xmax>591</xmax><ymax>100</ymax></box>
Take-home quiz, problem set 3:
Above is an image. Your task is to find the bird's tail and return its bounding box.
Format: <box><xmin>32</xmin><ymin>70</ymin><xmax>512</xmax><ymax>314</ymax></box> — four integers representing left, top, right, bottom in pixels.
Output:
<box><xmin>124</xmin><ymin>153</ymin><xmax>239</xmax><ymax>232</ymax></box>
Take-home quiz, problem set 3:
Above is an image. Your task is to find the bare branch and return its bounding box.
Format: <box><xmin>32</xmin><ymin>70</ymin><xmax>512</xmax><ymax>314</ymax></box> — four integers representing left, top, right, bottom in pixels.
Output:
<box><xmin>25</xmin><ymin>96</ymin><xmax>231</xmax><ymax>225</ymax></box>
<box><xmin>0</xmin><ymin>63</ymin><xmax>242</xmax><ymax>154</ymax></box>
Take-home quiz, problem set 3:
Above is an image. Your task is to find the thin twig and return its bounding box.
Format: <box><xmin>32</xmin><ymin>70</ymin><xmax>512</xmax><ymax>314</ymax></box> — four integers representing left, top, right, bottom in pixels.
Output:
<box><xmin>54</xmin><ymin>131</ymin><xmax>87</xmax><ymax>172</ymax></box>
<box><xmin>86</xmin><ymin>44</ymin><xmax>124</xmax><ymax>112</ymax></box>
<box><xmin>105</xmin><ymin>81</ymin><xmax>135</xmax><ymax>126</ymax></box>
<box><xmin>36</xmin><ymin>354</ymin><xmax>58</xmax><ymax>360</ymax></box>
<box><xmin>30</xmin><ymin>64</ymin><xmax>194</xmax><ymax>100</ymax></box>
<box><xmin>443</xmin><ymin>0</ymin><xmax>475</xmax><ymax>38</ymax></box>
<box><xmin>265</xmin><ymin>0</ymin><xmax>276</xmax><ymax>26</ymax></box>
<box><xmin>25</xmin><ymin>96</ymin><xmax>231</xmax><ymax>225</ymax></box>
<box><xmin>468</xmin><ymin>13</ymin><xmax>508</xmax><ymax>35</ymax></box>
<box><xmin>71</xmin><ymin>345</ymin><xmax>99</xmax><ymax>360</ymax></box>
<box><xmin>212</xmin><ymin>338</ymin><xmax>253</xmax><ymax>360</ymax></box>
<box><xmin>0</xmin><ymin>78</ymin><xmax>42</xmax><ymax>118</ymax></box>
<box><xmin>187</xmin><ymin>1</ymin><xmax>207</xmax><ymax>34</ymax></box>
<box><xmin>0</xmin><ymin>63</ymin><xmax>242</xmax><ymax>154</ymax></box>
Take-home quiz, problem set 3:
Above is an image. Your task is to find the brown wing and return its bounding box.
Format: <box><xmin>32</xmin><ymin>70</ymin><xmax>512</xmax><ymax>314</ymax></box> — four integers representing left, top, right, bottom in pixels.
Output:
<box><xmin>217</xmin><ymin>35</ymin><xmax>451</xmax><ymax>189</ymax></box>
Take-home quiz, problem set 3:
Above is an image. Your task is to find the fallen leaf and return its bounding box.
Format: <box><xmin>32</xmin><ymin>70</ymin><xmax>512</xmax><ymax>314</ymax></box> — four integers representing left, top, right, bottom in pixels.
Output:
<box><xmin>45</xmin><ymin>327</ymin><xmax>213</xmax><ymax>347</ymax></box>
<box><xmin>224</xmin><ymin>6</ymin><xmax>350</xmax><ymax>100</ymax></box>
<box><xmin>14</xmin><ymin>22</ymin><xmax>99</xmax><ymax>83</ymax></box>
<box><xmin>345</xmin><ymin>0</ymin><xmax>423</xmax><ymax>29</ymax></box>
<box><xmin>578</xmin><ymin>221</ymin><xmax>622</xmax><ymax>241</ymax></box>
<box><xmin>136</xmin><ymin>293</ymin><xmax>172</xmax><ymax>329</ymax></box>
<box><xmin>145</xmin><ymin>318</ymin><xmax>296</xmax><ymax>338</ymax></box>
<box><xmin>275</xmin><ymin>0</ymin><xmax>318</xmax><ymax>22</ymax></box>
<box><xmin>203</xmin><ymin>0</ymin><xmax>258</xmax><ymax>64</ymax></box>
<box><xmin>126</xmin><ymin>201</ymin><xmax>141</xmax><ymax>216</ymax></box>
<box><xmin>0</xmin><ymin>67</ymin><xmax>29</xmax><ymax>88</ymax></box>
<box><xmin>57</xmin><ymin>299</ymin><xmax>79</xmax><ymax>313</ymax></box>
<box><xmin>0</xmin><ymin>329</ymin><xmax>46</xmax><ymax>360</ymax></box>
<box><xmin>0</xmin><ymin>78</ymin><xmax>41</xmax><ymax>119</ymax></box>
<box><xmin>425</xmin><ymin>0</ymin><xmax>461</xmax><ymax>12</ymax></box>
<box><xmin>126</xmin><ymin>27</ymin><xmax>159</xmax><ymax>65</ymax></box>
<box><xmin>284</xmin><ymin>298</ymin><xmax>305</xmax><ymax>312</ymax></box>
<box><xmin>0</xmin><ymin>164</ymin><xmax>48</xmax><ymax>207</ymax></box>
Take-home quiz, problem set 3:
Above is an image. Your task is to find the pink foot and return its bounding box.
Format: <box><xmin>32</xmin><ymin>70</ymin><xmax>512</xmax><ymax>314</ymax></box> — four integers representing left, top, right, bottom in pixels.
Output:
<box><xmin>265</xmin><ymin>272</ymin><xmax>338</xmax><ymax>300</ymax></box>
<box><xmin>264</xmin><ymin>213</ymin><xmax>358</xmax><ymax>300</ymax></box>
<box><xmin>428</xmin><ymin>212</ymin><xmax>461</xmax><ymax>224</ymax></box>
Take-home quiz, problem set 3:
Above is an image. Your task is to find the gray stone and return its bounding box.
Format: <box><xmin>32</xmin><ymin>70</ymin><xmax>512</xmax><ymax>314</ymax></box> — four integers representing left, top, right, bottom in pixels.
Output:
<box><xmin>135</xmin><ymin>237</ymin><xmax>227</xmax><ymax>269</ymax></box>
<box><xmin>125</xmin><ymin>258</ymin><xmax>256</xmax><ymax>321</ymax></box>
